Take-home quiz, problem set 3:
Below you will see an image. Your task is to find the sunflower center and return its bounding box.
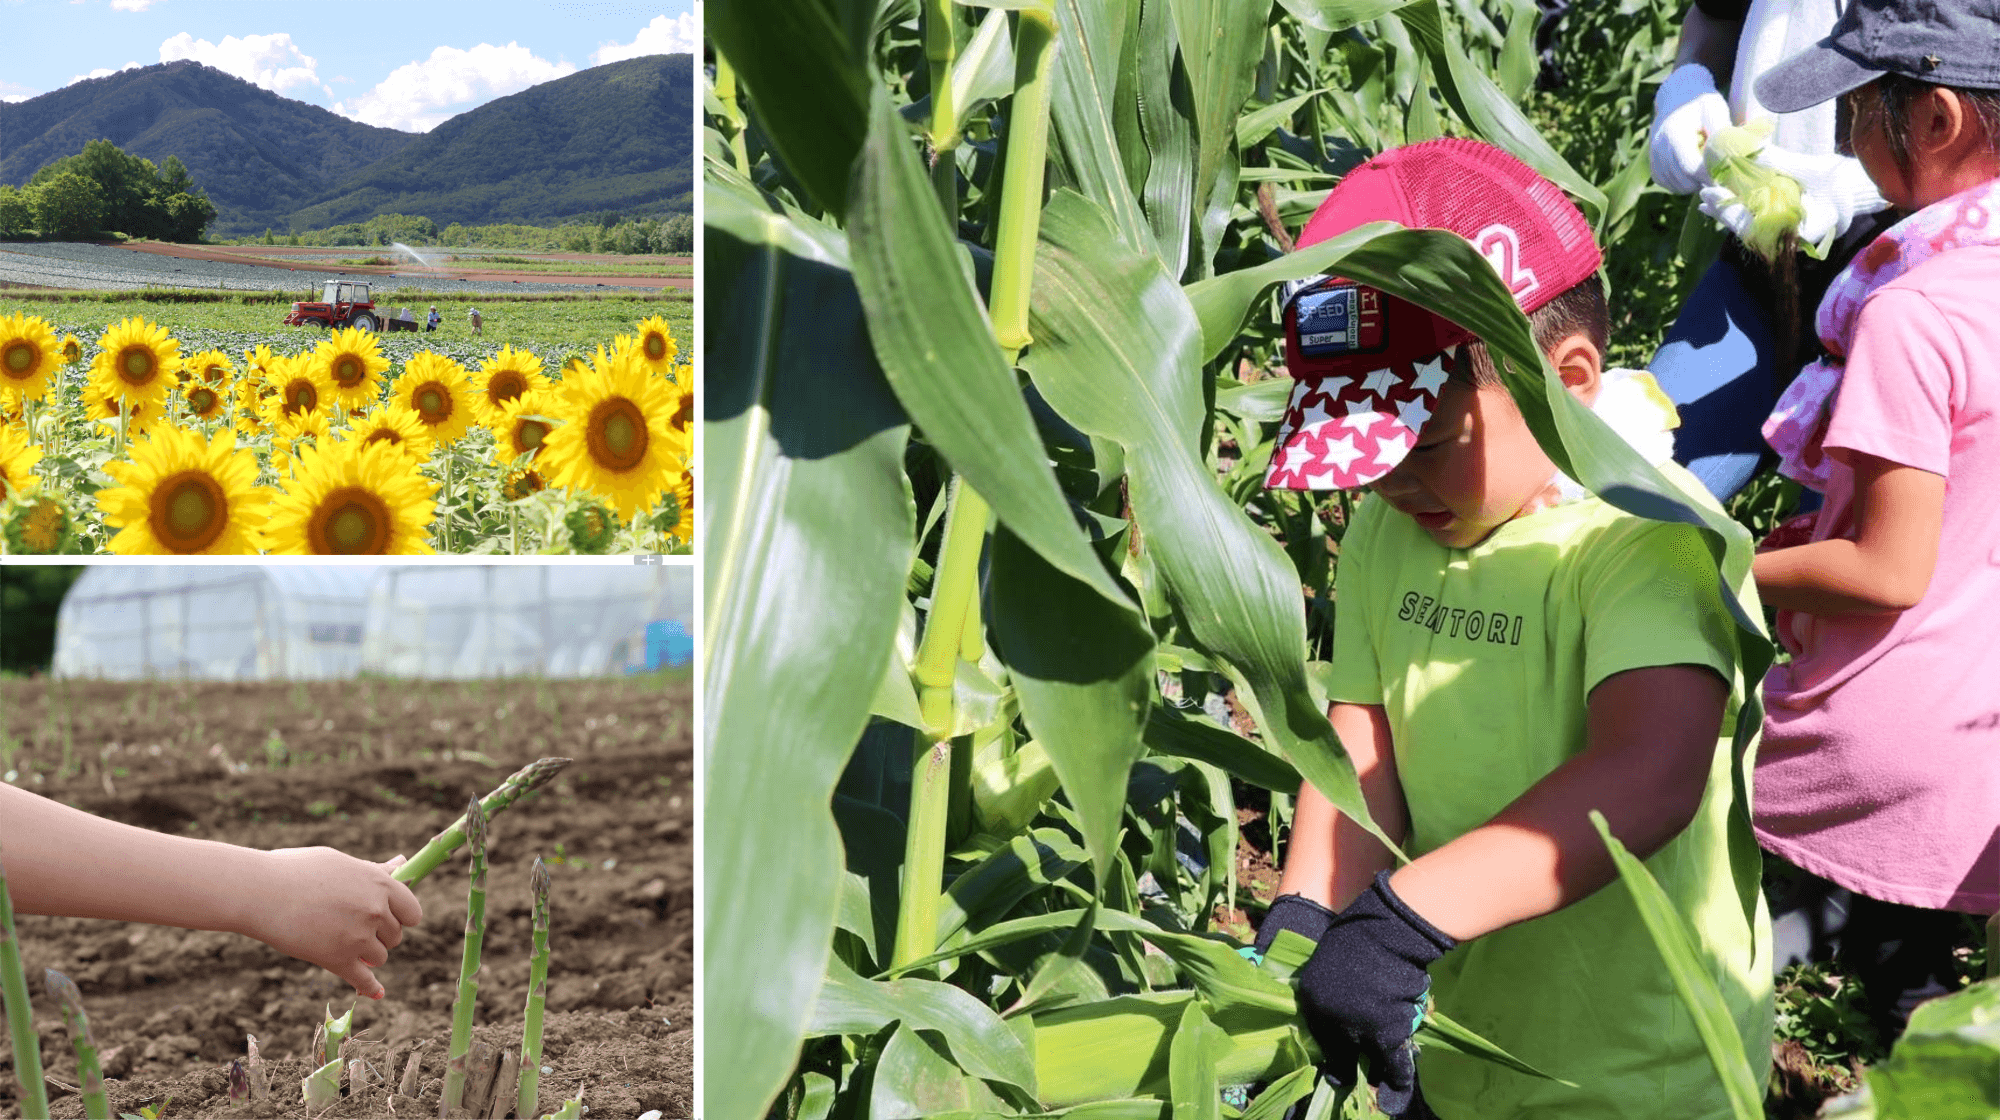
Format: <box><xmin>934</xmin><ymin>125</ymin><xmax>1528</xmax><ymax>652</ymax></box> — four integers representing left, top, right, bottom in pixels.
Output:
<box><xmin>308</xmin><ymin>487</ymin><xmax>393</xmax><ymax>554</ymax></box>
<box><xmin>488</xmin><ymin>370</ymin><xmax>527</xmax><ymax>405</ymax></box>
<box><xmin>189</xmin><ymin>388</ymin><xmax>217</xmax><ymax>414</ymax></box>
<box><xmin>204</xmin><ymin>364</ymin><xmax>225</xmax><ymax>383</ymax></box>
<box><xmin>672</xmin><ymin>393</ymin><xmax>692</xmax><ymax>433</ymax></box>
<box><xmin>119</xmin><ymin>346</ymin><xmax>157</xmax><ymax>386</ymax></box>
<box><xmin>21</xmin><ymin>499</ymin><xmax>64</xmax><ymax>552</ymax></box>
<box><xmin>3</xmin><ymin>341</ymin><xmax>34</xmax><ymax>376</ymax></box>
<box><xmin>516</xmin><ymin>419</ymin><xmax>549</xmax><ymax>455</ymax></box>
<box><xmin>62</xmin><ymin>342</ymin><xmax>80</xmax><ymax>363</ymax></box>
<box><xmin>363</xmin><ymin>427</ymin><xmax>403</xmax><ymax>447</ymax></box>
<box><xmin>334</xmin><ymin>356</ymin><xmax>363</xmax><ymax>387</ymax></box>
<box><xmin>148</xmin><ymin>470</ymin><xmax>228</xmax><ymax>553</ymax></box>
<box><xmin>505</xmin><ymin>469</ymin><xmax>545</xmax><ymax>500</ymax></box>
<box><xmin>644</xmin><ymin>333</ymin><xmax>666</xmax><ymax>361</ymax></box>
<box><xmin>415</xmin><ymin>384</ymin><xmax>449</xmax><ymax>421</ymax></box>
<box><xmin>287</xmin><ymin>381</ymin><xmax>318</xmax><ymax>415</ymax></box>
<box><xmin>586</xmin><ymin>398</ymin><xmax>647</xmax><ymax>472</ymax></box>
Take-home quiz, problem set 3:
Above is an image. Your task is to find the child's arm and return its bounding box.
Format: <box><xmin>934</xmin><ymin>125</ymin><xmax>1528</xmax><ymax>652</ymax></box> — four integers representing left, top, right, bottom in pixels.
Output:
<box><xmin>1753</xmin><ymin>450</ymin><xmax>1945</xmax><ymax>614</ymax></box>
<box><xmin>0</xmin><ymin>784</ymin><xmax>423</xmax><ymax>1000</ymax></box>
<box><xmin>1380</xmin><ymin>663</ymin><xmax>1727</xmax><ymax>941</ymax></box>
<box><xmin>1274</xmin><ymin>701</ymin><xmax>1406</xmax><ymax>911</ymax></box>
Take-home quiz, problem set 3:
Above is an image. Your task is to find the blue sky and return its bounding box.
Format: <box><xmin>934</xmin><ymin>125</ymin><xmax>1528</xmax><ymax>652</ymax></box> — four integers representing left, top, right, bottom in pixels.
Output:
<box><xmin>0</xmin><ymin>0</ymin><xmax>699</xmax><ymax>132</ymax></box>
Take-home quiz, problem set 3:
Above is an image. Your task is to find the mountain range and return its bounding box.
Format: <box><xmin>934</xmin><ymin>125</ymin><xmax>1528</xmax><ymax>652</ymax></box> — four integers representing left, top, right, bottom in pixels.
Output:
<box><xmin>0</xmin><ymin>55</ymin><xmax>692</xmax><ymax>238</ymax></box>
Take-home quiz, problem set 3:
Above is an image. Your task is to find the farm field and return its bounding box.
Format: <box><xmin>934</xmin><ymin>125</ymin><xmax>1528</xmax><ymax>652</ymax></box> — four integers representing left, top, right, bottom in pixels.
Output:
<box><xmin>0</xmin><ymin>294</ymin><xmax>693</xmax><ymax>554</ymax></box>
<box><xmin>0</xmin><ymin>244</ymin><xmax>688</xmax><ymax>295</ymax></box>
<box><xmin>0</xmin><ymin>672</ymin><xmax>692</xmax><ymax>1120</ymax></box>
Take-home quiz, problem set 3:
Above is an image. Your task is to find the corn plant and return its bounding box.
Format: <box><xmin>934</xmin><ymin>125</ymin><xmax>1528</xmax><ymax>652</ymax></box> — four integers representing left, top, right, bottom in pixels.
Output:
<box><xmin>704</xmin><ymin>1</ymin><xmax>1771</xmax><ymax>1117</ymax></box>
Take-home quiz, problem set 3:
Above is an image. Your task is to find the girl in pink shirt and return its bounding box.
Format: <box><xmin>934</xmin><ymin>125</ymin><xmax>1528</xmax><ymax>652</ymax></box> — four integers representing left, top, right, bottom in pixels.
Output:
<box><xmin>1746</xmin><ymin>3</ymin><xmax>2000</xmax><ymax>1043</ymax></box>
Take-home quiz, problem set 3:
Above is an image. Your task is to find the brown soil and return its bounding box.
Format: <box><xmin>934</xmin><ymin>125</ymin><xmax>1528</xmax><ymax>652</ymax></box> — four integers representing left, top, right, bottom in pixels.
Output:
<box><xmin>102</xmin><ymin>243</ymin><xmax>690</xmax><ymax>290</ymax></box>
<box><xmin>0</xmin><ymin>675</ymin><xmax>692</xmax><ymax>1119</ymax></box>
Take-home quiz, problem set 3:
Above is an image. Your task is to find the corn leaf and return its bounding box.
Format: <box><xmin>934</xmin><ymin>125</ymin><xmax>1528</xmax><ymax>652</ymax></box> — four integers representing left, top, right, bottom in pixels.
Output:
<box><xmin>1023</xmin><ymin>189</ymin><xmax>1406</xmax><ymax>862</ymax></box>
<box><xmin>848</xmin><ymin>81</ymin><xmax>1138</xmax><ymax>623</ymax></box>
<box><xmin>936</xmin><ymin>828</ymin><xmax>1090</xmax><ymax>947</ymax></box>
<box><xmin>1274</xmin><ymin>0</ymin><xmax>1417</xmax><ymax>33</ymax></box>
<box><xmin>707</xmin><ymin>0</ymin><xmax>870</xmax><ymax>216</ymax></box>
<box><xmin>871</xmin><ymin>1022</ymin><xmax>1012</xmax><ymax>1118</ymax></box>
<box><xmin>703</xmin><ymin>168</ymin><xmax>919</xmax><ymax>1120</ymax></box>
<box><xmin>1589</xmin><ymin>812</ymin><xmax>1763</xmax><ymax>1120</ymax></box>
<box><xmin>1050</xmin><ymin>0</ymin><xmax>1154</xmax><ymax>253</ymax></box>
<box><xmin>1860</xmin><ymin>979</ymin><xmax>2000</xmax><ymax>1118</ymax></box>
<box><xmin>1116</xmin><ymin>0</ymin><xmax>1197</xmax><ymax>277</ymax></box>
<box><xmin>1170</xmin><ymin>0</ymin><xmax>1274</xmax><ymax>238</ymax></box>
<box><xmin>989</xmin><ymin>527</ymin><xmax>1153</xmax><ymax>886</ymax></box>
<box><xmin>811</xmin><ymin>958</ymin><xmax>1039</xmax><ymax>1097</ymax></box>
<box><xmin>1168</xmin><ymin>1001</ymin><xmax>1231</xmax><ymax>1120</ymax></box>
<box><xmin>1242</xmin><ymin>1066</ymin><xmax>1320</xmax><ymax>1120</ymax></box>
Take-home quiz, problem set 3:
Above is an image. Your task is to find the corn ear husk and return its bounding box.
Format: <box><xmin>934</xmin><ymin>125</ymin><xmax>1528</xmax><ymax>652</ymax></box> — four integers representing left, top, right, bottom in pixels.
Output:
<box><xmin>1702</xmin><ymin>120</ymin><xmax>1808</xmax><ymax>262</ymax></box>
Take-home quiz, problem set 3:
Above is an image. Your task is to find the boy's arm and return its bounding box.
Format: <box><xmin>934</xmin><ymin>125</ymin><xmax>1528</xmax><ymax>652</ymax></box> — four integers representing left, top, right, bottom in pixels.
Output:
<box><xmin>1753</xmin><ymin>451</ymin><xmax>1945</xmax><ymax>615</ymax></box>
<box><xmin>1383</xmin><ymin>663</ymin><xmax>1727</xmax><ymax>942</ymax></box>
<box><xmin>1275</xmin><ymin>701</ymin><xmax>1406</xmax><ymax>911</ymax></box>
<box><xmin>0</xmin><ymin>783</ymin><xmax>423</xmax><ymax>999</ymax></box>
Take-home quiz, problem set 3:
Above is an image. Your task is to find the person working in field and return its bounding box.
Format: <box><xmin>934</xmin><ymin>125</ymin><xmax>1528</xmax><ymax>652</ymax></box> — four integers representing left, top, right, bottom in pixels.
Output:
<box><xmin>1253</xmin><ymin>138</ymin><xmax>1771</xmax><ymax>1118</ymax></box>
<box><xmin>1743</xmin><ymin>0</ymin><xmax>2000</xmax><ymax>1042</ymax></box>
<box><xmin>468</xmin><ymin>305</ymin><xmax>483</xmax><ymax>335</ymax></box>
<box><xmin>0</xmin><ymin>783</ymin><xmax>423</xmax><ymax>1001</ymax></box>
<box><xmin>427</xmin><ymin>305</ymin><xmax>441</xmax><ymax>333</ymax></box>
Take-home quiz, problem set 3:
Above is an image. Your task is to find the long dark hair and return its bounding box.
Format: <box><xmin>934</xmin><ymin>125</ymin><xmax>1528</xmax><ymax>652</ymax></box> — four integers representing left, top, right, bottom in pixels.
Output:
<box><xmin>1846</xmin><ymin>74</ymin><xmax>2000</xmax><ymax>173</ymax></box>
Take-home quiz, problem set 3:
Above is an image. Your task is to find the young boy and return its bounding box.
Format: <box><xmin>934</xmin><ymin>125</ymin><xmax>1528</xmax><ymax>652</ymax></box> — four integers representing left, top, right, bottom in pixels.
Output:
<box><xmin>1255</xmin><ymin>139</ymin><xmax>1773</xmax><ymax>1119</ymax></box>
<box><xmin>1</xmin><ymin>783</ymin><xmax>422</xmax><ymax>1000</ymax></box>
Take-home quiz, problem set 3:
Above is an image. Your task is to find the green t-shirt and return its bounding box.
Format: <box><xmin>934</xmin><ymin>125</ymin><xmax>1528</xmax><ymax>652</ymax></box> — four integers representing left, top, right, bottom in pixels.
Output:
<box><xmin>1327</xmin><ymin>464</ymin><xmax>1773</xmax><ymax>1120</ymax></box>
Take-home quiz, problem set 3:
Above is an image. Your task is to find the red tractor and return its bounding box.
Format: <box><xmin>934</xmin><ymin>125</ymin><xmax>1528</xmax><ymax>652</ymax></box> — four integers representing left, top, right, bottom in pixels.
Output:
<box><xmin>284</xmin><ymin>280</ymin><xmax>381</xmax><ymax>330</ymax></box>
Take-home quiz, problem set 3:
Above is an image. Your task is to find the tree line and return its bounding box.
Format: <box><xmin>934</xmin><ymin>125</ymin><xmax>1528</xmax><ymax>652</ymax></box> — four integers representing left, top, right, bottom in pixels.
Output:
<box><xmin>239</xmin><ymin>211</ymin><xmax>693</xmax><ymax>254</ymax></box>
<box><xmin>0</xmin><ymin>139</ymin><xmax>218</xmax><ymax>242</ymax></box>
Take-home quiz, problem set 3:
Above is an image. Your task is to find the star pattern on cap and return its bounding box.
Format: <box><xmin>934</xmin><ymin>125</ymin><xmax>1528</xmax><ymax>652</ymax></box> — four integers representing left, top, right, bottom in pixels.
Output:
<box><xmin>1264</xmin><ymin>352</ymin><xmax>1455</xmax><ymax>491</ymax></box>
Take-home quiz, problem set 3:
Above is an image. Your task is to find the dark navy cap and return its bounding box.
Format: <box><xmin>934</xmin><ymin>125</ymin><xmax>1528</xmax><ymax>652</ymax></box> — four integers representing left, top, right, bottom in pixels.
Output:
<box><xmin>1757</xmin><ymin>0</ymin><xmax>2000</xmax><ymax>113</ymax></box>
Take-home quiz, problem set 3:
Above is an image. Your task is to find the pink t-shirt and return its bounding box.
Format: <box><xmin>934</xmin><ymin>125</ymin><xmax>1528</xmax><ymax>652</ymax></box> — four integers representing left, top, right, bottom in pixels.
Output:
<box><xmin>1757</xmin><ymin>245</ymin><xmax>2000</xmax><ymax>914</ymax></box>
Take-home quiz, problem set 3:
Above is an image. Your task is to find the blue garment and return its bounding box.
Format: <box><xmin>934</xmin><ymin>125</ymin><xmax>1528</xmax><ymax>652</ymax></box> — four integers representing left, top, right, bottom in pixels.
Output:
<box><xmin>1648</xmin><ymin>257</ymin><xmax>1776</xmax><ymax>503</ymax></box>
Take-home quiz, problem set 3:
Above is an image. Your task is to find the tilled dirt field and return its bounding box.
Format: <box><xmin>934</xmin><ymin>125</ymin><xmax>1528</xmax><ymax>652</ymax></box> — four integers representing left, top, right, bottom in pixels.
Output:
<box><xmin>0</xmin><ymin>675</ymin><xmax>692</xmax><ymax>1119</ymax></box>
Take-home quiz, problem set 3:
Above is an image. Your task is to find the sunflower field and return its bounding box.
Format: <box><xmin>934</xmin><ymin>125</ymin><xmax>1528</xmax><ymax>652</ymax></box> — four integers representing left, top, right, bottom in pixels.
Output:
<box><xmin>0</xmin><ymin>306</ymin><xmax>693</xmax><ymax>554</ymax></box>
<box><xmin>702</xmin><ymin>1</ymin><xmax>1999</xmax><ymax>1119</ymax></box>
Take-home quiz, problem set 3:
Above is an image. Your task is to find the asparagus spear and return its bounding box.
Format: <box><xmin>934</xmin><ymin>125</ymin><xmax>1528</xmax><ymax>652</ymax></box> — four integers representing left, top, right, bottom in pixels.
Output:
<box><xmin>227</xmin><ymin>1058</ymin><xmax>249</xmax><ymax>1104</ymax></box>
<box><xmin>393</xmin><ymin>758</ymin><xmax>570</xmax><ymax>885</ymax></box>
<box><xmin>322</xmin><ymin>1002</ymin><xmax>354</xmax><ymax>1066</ymax></box>
<box><xmin>0</xmin><ymin>842</ymin><xmax>48</xmax><ymax>1120</ymax></box>
<box><xmin>517</xmin><ymin>857</ymin><xmax>551</xmax><ymax>1120</ymax></box>
<box><xmin>442</xmin><ymin>797</ymin><xmax>489</xmax><ymax>1114</ymax></box>
<box><xmin>302</xmin><ymin>1058</ymin><xmax>341</xmax><ymax>1107</ymax></box>
<box><xmin>44</xmin><ymin>969</ymin><xmax>108</xmax><ymax>1120</ymax></box>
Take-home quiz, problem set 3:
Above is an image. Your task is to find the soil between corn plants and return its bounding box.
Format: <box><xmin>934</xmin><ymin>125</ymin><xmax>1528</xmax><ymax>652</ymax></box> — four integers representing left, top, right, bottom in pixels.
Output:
<box><xmin>0</xmin><ymin>675</ymin><xmax>691</xmax><ymax>1119</ymax></box>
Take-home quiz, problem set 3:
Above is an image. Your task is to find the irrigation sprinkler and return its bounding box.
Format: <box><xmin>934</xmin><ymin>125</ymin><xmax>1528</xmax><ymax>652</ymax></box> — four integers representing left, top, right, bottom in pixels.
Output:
<box><xmin>393</xmin><ymin>758</ymin><xmax>571</xmax><ymax>885</ymax></box>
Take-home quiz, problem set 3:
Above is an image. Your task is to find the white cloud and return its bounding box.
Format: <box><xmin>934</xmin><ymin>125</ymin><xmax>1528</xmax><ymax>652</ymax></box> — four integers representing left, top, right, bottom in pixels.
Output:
<box><xmin>158</xmin><ymin>32</ymin><xmax>320</xmax><ymax>95</ymax></box>
<box><xmin>1</xmin><ymin>94</ymin><xmax>35</xmax><ymax>103</ymax></box>
<box><xmin>591</xmin><ymin>13</ymin><xmax>698</xmax><ymax>65</ymax></box>
<box><xmin>68</xmin><ymin>61</ymin><xmax>143</xmax><ymax>85</ymax></box>
<box><xmin>332</xmin><ymin>42</ymin><xmax>575</xmax><ymax>132</ymax></box>
<box><xmin>110</xmin><ymin>0</ymin><xmax>155</xmax><ymax>10</ymax></box>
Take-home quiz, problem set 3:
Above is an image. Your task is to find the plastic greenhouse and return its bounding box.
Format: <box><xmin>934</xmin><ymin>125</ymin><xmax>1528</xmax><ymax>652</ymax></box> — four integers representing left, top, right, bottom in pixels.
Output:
<box><xmin>52</xmin><ymin>566</ymin><xmax>379</xmax><ymax>680</ymax></box>
<box><xmin>359</xmin><ymin>565</ymin><xmax>692</xmax><ymax>678</ymax></box>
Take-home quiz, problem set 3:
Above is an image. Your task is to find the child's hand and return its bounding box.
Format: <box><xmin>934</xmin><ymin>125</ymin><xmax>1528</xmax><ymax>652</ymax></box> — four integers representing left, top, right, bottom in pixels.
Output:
<box><xmin>242</xmin><ymin>848</ymin><xmax>424</xmax><ymax>1000</ymax></box>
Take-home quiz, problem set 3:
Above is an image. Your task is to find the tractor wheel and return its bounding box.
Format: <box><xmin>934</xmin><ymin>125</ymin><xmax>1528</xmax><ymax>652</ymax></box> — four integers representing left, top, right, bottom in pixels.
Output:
<box><xmin>349</xmin><ymin>312</ymin><xmax>379</xmax><ymax>332</ymax></box>
<box><xmin>304</xmin><ymin>318</ymin><xmax>330</xmax><ymax>330</ymax></box>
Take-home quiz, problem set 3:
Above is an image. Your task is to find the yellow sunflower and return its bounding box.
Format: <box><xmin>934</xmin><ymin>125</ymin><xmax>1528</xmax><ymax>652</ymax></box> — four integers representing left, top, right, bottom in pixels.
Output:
<box><xmin>88</xmin><ymin>317</ymin><xmax>181</xmax><ymax>415</ymax></box>
<box><xmin>57</xmin><ymin>334</ymin><xmax>83</xmax><ymax>366</ymax></box>
<box><xmin>3</xmin><ymin>492</ymin><xmax>75</xmax><ymax>554</ymax></box>
<box><xmin>0</xmin><ymin>313</ymin><xmax>61</xmax><ymax>402</ymax></box>
<box><xmin>540</xmin><ymin>346</ymin><xmax>685</xmax><ymax>521</ymax></box>
<box><xmin>267</xmin><ymin>354</ymin><xmax>332</xmax><ymax>421</ymax></box>
<box><xmin>313</xmin><ymin>328</ymin><xmax>391</xmax><ymax>409</ymax></box>
<box><xmin>86</xmin><ymin>383</ymin><xmax>161</xmax><ymax>436</ymax></box>
<box><xmin>345</xmin><ymin>402</ymin><xmax>434</xmax><ymax>463</ymax></box>
<box><xmin>270</xmin><ymin>408</ymin><xmax>332</xmax><ymax>478</ymax></box>
<box><xmin>184</xmin><ymin>349</ymin><xmax>235</xmax><ymax>388</ymax></box>
<box><xmin>488</xmin><ymin>387</ymin><xmax>558</xmax><ymax>468</ymax></box>
<box><xmin>183</xmin><ymin>379</ymin><xmax>230</xmax><ymax>422</ymax></box>
<box><xmin>668</xmin><ymin>469</ymin><xmax>693</xmax><ymax>544</ymax></box>
<box><xmin>241</xmin><ymin>343</ymin><xmax>279</xmax><ymax>385</ymax></box>
<box><xmin>501</xmin><ymin>467</ymin><xmax>547</xmax><ymax>501</ymax></box>
<box><xmin>390</xmin><ymin>351</ymin><xmax>475</xmax><ymax>446</ymax></box>
<box><xmin>472</xmin><ymin>345</ymin><xmax>551</xmax><ymax>426</ymax></box>
<box><xmin>95</xmin><ymin>426</ymin><xmax>270</xmax><ymax>554</ymax></box>
<box><xmin>0</xmin><ymin>423</ymin><xmax>43</xmax><ymax>500</ymax></box>
<box><xmin>264</xmin><ymin>438</ymin><xmax>437</xmax><ymax>555</ymax></box>
<box><xmin>630</xmin><ymin>315</ymin><xmax>680</xmax><ymax>378</ymax></box>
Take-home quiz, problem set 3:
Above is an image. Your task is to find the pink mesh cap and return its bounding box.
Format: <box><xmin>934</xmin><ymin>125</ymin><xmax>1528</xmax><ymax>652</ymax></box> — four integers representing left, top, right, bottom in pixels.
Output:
<box><xmin>1266</xmin><ymin>138</ymin><xmax>1601</xmax><ymax>491</ymax></box>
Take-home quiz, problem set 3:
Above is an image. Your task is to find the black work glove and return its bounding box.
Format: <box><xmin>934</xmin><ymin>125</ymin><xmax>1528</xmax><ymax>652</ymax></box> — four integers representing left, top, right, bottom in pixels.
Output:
<box><xmin>1253</xmin><ymin>893</ymin><xmax>1340</xmax><ymax>956</ymax></box>
<box><xmin>1295</xmin><ymin>871</ymin><xmax>1457</xmax><ymax>1117</ymax></box>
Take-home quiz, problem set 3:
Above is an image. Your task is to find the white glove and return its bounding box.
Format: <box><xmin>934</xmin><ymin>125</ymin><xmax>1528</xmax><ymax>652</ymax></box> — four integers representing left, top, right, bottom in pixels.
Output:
<box><xmin>1752</xmin><ymin>146</ymin><xmax>1889</xmax><ymax>244</ymax></box>
<box><xmin>1650</xmin><ymin>64</ymin><xmax>1733</xmax><ymax>195</ymax></box>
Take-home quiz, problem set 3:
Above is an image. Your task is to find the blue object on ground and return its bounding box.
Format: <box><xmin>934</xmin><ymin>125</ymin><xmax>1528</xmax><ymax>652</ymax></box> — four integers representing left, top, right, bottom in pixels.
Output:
<box><xmin>645</xmin><ymin>620</ymin><xmax>692</xmax><ymax>670</ymax></box>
